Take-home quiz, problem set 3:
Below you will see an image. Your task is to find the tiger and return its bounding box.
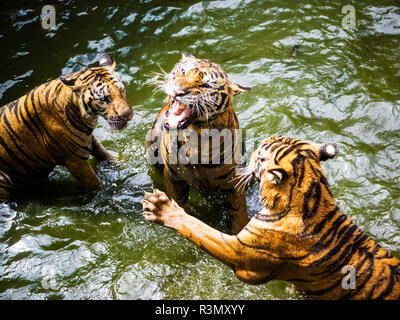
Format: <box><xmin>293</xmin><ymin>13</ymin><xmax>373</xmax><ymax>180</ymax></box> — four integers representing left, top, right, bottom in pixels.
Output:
<box><xmin>143</xmin><ymin>135</ymin><xmax>400</xmax><ymax>300</ymax></box>
<box><xmin>146</xmin><ymin>53</ymin><xmax>251</xmax><ymax>234</ymax></box>
<box><xmin>0</xmin><ymin>53</ymin><xmax>133</xmax><ymax>202</ymax></box>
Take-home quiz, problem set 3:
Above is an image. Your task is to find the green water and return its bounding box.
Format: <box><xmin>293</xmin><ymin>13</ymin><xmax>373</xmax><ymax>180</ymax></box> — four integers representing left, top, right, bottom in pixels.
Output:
<box><xmin>0</xmin><ymin>0</ymin><xmax>399</xmax><ymax>300</ymax></box>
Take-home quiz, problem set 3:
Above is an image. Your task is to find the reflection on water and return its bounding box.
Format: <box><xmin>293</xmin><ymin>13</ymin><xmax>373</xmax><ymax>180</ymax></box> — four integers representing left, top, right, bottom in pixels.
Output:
<box><xmin>0</xmin><ymin>0</ymin><xmax>399</xmax><ymax>299</ymax></box>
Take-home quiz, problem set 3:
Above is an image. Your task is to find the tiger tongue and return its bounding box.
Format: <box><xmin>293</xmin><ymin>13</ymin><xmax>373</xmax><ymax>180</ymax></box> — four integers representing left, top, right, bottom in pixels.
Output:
<box><xmin>166</xmin><ymin>100</ymin><xmax>192</xmax><ymax>129</ymax></box>
<box><xmin>171</xmin><ymin>100</ymin><xmax>186</xmax><ymax>115</ymax></box>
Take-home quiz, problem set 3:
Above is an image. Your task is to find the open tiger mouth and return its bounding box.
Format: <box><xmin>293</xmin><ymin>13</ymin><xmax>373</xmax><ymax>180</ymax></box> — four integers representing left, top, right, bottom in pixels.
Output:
<box><xmin>163</xmin><ymin>96</ymin><xmax>197</xmax><ymax>130</ymax></box>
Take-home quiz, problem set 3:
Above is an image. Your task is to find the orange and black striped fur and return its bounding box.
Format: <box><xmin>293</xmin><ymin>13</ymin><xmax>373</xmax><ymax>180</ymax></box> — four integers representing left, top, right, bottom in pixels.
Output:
<box><xmin>146</xmin><ymin>53</ymin><xmax>251</xmax><ymax>233</ymax></box>
<box><xmin>143</xmin><ymin>136</ymin><xmax>400</xmax><ymax>299</ymax></box>
<box><xmin>0</xmin><ymin>54</ymin><xmax>133</xmax><ymax>201</ymax></box>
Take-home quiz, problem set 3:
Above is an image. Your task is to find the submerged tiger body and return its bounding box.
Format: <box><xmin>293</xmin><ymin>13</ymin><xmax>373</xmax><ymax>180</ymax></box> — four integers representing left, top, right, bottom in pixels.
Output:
<box><xmin>0</xmin><ymin>54</ymin><xmax>133</xmax><ymax>201</ymax></box>
<box><xmin>146</xmin><ymin>53</ymin><xmax>250</xmax><ymax>233</ymax></box>
<box><xmin>143</xmin><ymin>136</ymin><xmax>400</xmax><ymax>300</ymax></box>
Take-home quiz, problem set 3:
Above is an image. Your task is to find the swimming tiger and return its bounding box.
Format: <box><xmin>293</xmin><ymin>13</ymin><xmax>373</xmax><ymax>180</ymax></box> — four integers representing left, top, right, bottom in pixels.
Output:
<box><xmin>143</xmin><ymin>136</ymin><xmax>400</xmax><ymax>299</ymax></box>
<box><xmin>0</xmin><ymin>54</ymin><xmax>133</xmax><ymax>201</ymax></box>
<box><xmin>146</xmin><ymin>53</ymin><xmax>251</xmax><ymax>233</ymax></box>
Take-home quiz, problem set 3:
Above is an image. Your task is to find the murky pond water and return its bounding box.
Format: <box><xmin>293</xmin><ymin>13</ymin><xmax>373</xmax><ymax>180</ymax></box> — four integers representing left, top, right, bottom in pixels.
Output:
<box><xmin>0</xmin><ymin>0</ymin><xmax>399</xmax><ymax>299</ymax></box>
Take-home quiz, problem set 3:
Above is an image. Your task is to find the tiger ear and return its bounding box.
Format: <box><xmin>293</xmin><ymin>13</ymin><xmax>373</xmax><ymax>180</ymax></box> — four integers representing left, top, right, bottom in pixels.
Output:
<box><xmin>99</xmin><ymin>53</ymin><xmax>116</xmax><ymax>71</ymax></box>
<box><xmin>266</xmin><ymin>168</ymin><xmax>287</xmax><ymax>184</ymax></box>
<box><xmin>229</xmin><ymin>81</ymin><xmax>251</xmax><ymax>96</ymax></box>
<box><xmin>181</xmin><ymin>52</ymin><xmax>195</xmax><ymax>61</ymax></box>
<box><xmin>318</xmin><ymin>143</ymin><xmax>339</xmax><ymax>161</ymax></box>
<box><xmin>59</xmin><ymin>72</ymin><xmax>81</xmax><ymax>89</ymax></box>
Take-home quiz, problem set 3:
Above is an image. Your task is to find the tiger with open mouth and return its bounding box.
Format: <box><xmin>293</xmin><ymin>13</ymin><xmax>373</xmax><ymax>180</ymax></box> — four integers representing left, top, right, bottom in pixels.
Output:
<box><xmin>146</xmin><ymin>53</ymin><xmax>250</xmax><ymax>233</ymax></box>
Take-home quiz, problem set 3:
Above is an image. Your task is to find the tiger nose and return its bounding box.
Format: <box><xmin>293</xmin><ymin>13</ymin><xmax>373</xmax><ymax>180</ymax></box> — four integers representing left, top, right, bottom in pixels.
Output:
<box><xmin>119</xmin><ymin>106</ymin><xmax>134</xmax><ymax>121</ymax></box>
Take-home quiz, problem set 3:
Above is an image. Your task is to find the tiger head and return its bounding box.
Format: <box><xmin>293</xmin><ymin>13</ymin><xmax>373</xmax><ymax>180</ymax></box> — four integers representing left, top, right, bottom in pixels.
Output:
<box><xmin>154</xmin><ymin>53</ymin><xmax>250</xmax><ymax>130</ymax></box>
<box><xmin>59</xmin><ymin>54</ymin><xmax>133</xmax><ymax>131</ymax></box>
<box><xmin>239</xmin><ymin>136</ymin><xmax>339</xmax><ymax>221</ymax></box>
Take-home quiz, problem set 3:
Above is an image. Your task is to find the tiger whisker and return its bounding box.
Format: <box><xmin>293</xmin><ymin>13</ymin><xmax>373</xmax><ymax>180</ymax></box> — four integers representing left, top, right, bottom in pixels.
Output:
<box><xmin>228</xmin><ymin>165</ymin><xmax>246</xmax><ymax>184</ymax></box>
<box><xmin>145</xmin><ymin>64</ymin><xmax>169</xmax><ymax>89</ymax></box>
<box><xmin>235</xmin><ymin>176</ymin><xmax>248</xmax><ymax>194</ymax></box>
<box><xmin>149</xmin><ymin>87</ymin><xmax>163</xmax><ymax>99</ymax></box>
<box><xmin>204</xmin><ymin>94</ymin><xmax>217</xmax><ymax>113</ymax></box>
<box><xmin>197</xmin><ymin>98</ymin><xmax>210</xmax><ymax>120</ymax></box>
<box><xmin>199</xmin><ymin>100</ymin><xmax>209</xmax><ymax>120</ymax></box>
<box><xmin>230</xmin><ymin>165</ymin><xmax>254</xmax><ymax>193</ymax></box>
<box><xmin>233</xmin><ymin>173</ymin><xmax>251</xmax><ymax>193</ymax></box>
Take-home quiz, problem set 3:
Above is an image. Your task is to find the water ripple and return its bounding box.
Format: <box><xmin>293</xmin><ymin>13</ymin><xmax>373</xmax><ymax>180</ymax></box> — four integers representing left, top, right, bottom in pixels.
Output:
<box><xmin>0</xmin><ymin>0</ymin><xmax>399</xmax><ymax>300</ymax></box>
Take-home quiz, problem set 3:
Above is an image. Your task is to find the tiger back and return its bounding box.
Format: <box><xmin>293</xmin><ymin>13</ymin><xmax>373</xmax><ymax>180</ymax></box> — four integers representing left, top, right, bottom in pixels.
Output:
<box><xmin>0</xmin><ymin>54</ymin><xmax>133</xmax><ymax>201</ymax></box>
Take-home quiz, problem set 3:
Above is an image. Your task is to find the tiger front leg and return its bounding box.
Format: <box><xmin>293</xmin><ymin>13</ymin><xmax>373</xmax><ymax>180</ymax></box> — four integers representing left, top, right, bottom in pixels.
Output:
<box><xmin>142</xmin><ymin>189</ymin><xmax>275</xmax><ymax>284</ymax></box>
<box><xmin>64</xmin><ymin>157</ymin><xmax>101</xmax><ymax>190</ymax></box>
<box><xmin>91</xmin><ymin>136</ymin><xmax>114</xmax><ymax>162</ymax></box>
<box><xmin>163</xmin><ymin>167</ymin><xmax>190</xmax><ymax>209</ymax></box>
<box><xmin>223</xmin><ymin>188</ymin><xmax>249</xmax><ymax>234</ymax></box>
<box><xmin>143</xmin><ymin>189</ymin><xmax>241</xmax><ymax>266</ymax></box>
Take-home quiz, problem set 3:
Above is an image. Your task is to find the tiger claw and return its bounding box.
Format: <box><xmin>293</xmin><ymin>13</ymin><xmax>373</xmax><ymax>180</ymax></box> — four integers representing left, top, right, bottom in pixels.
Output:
<box><xmin>142</xmin><ymin>189</ymin><xmax>187</xmax><ymax>228</ymax></box>
<box><xmin>144</xmin><ymin>192</ymin><xmax>153</xmax><ymax>198</ymax></box>
<box><xmin>153</xmin><ymin>189</ymin><xmax>169</xmax><ymax>203</ymax></box>
<box><xmin>142</xmin><ymin>199</ymin><xmax>159</xmax><ymax>215</ymax></box>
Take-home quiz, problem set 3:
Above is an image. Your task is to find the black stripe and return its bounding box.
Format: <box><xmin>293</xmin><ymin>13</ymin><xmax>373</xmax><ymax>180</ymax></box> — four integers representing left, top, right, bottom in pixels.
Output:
<box><xmin>309</xmin><ymin>214</ymin><xmax>348</xmax><ymax>255</ymax></box>
<box><xmin>375</xmin><ymin>265</ymin><xmax>399</xmax><ymax>299</ymax></box>
<box><xmin>303</xmin><ymin>278</ymin><xmax>343</xmax><ymax>297</ymax></box>
<box><xmin>302</xmin><ymin>181</ymin><xmax>322</xmax><ymax>223</ymax></box>
<box><xmin>27</xmin><ymin>89</ymin><xmax>47</xmax><ymax>141</ymax></box>
<box><xmin>52</xmin><ymin>83</ymin><xmax>63</xmax><ymax>104</ymax></box>
<box><xmin>310</xmin><ymin>224</ymin><xmax>358</xmax><ymax>268</ymax></box>
<box><xmin>80</xmin><ymin>70</ymin><xmax>95</xmax><ymax>82</ymax></box>
<box><xmin>10</xmin><ymin>99</ymin><xmax>21</xmax><ymax>123</ymax></box>
<box><xmin>301</xmin><ymin>148</ymin><xmax>318</xmax><ymax>161</ymax></box>
<box><xmin>19</xmin><ymin>95</ymin><xmax>37</xmax><ymax>137</ymax></box>
<box><xmin>2</xmin><ymin>114</ymin><xmax>51</xmax><ymax>167</ymax></box>
<box><xmin>30</xmin><ymin>90</ymin><xmax>48</xmax><ymax>146</ymax></box>
<box><xmin>235</xmin><ymin>235</ymin><xmax>282</xmax><ymax>259</ymax></box>
<box><xmin>341</xmin><ymin>254</ymin><xmax>375</xmax><ymax>299</ymax></box>
<box><xmin>218</xmin><ymin>93</ymin><xmax>228</xmax><ymax>109</ymax></box>
<box><xmin>0</xmin><ymin>135</ymin><xmax>34</xmax><ymax>174</ymax></box>
<box><xmin>274</xmin><ymin>145</ymin><xmax>292</xmax><ymax>164</ymax></box>
<box><xmin>65</xmin><ymin>104</ymin><xmax>92</xmax><ymax>135</ymax></box>
<box><xmin>45</xmin><ymin>84</ymin><xmax>52</xmax><ymax>108</ymax></box>
<box><xmin>35</xmin><ymin>86</ymin><xmax>64</xmax><ymax>147</ymax></box>
<box><xmin>254</xmin><ymin>210</ymin><xmax>288</xmax><ymax>223</ymax></box>
<box><xmin>3</xmin><ymin>126</ymin><xmax>41</xmax><ymax>168</ymax></box>
<box><xmin>309</xmin><ymin>206</ymin><xmax>339</xmax><ymax>235</ymax></box>
<box><xmin>294</xmin><ymin>156</ymin><xmax>306</xmax><ymax>187</ymax></box>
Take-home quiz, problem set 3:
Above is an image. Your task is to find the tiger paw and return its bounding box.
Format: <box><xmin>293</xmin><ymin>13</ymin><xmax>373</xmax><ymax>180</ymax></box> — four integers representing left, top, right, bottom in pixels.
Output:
<box><xmin>142</xmin><ymin>189</ymin><xmax>186</xmax><ymax>228</ymax></box>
